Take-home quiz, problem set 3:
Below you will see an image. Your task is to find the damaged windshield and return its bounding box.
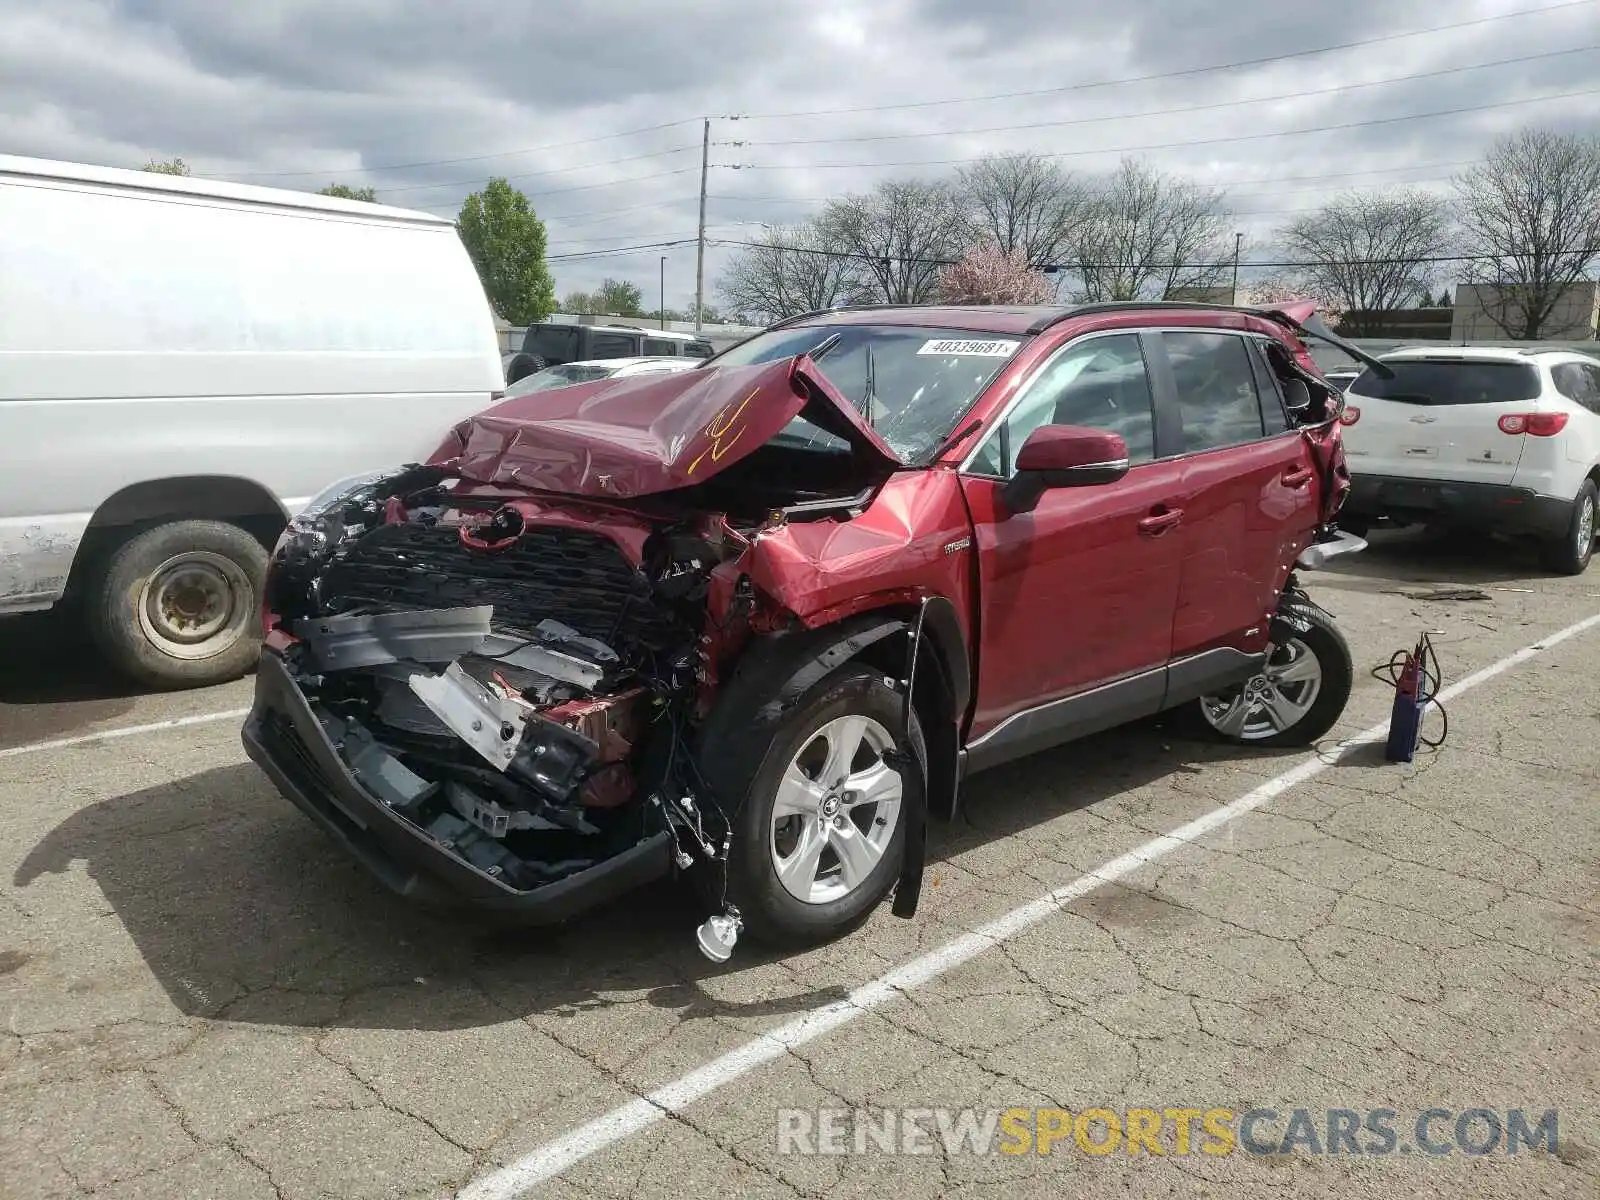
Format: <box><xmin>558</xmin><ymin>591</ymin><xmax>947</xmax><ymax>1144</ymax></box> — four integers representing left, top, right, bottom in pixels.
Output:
<box><xmin>710</xmin><ymin>323</ymin><xmax>1025</xmax><ymax>462</ymax></box>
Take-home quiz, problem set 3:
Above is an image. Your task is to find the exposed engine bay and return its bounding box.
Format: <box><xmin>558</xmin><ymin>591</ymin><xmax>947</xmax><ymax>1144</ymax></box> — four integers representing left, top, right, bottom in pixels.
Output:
<box><xmin>257</xmin><ymin>461</ymin><xmax>866</xmax><ymax>909</ymax></box>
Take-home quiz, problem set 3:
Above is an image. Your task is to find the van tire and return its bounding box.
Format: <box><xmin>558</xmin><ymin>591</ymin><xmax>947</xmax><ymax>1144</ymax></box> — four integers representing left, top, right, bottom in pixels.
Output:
<box><xmin>87</xmin><ymin>520</ymin><xmax>268</xmax><ymax>690</ymax></box>
<box><xmin>1539</xmin><ymin>480</ymin><xmax>1596</xmax><ymax>576</ymax></box>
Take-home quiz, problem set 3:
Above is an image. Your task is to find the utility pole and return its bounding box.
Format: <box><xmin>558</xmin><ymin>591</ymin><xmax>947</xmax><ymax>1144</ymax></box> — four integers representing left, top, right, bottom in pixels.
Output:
<box><xmin>1231</xmin><ymin>232</ymin><xmax>1244</xmax><ymax>304</ymax></box>
<box><xmin>694</xmin><ymin>118</ymin><xmax>709</xmax><ymax>334</ymax></box>
<box><xmin>659</xmin><ymin>255</ymin><xmax>667</xmax><ymax>329</ymax></box>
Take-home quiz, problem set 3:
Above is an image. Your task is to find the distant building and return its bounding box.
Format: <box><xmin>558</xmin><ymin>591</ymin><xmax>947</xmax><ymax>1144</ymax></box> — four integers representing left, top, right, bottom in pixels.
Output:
<box><xmin>1162</xmin><ymin>285</ymin><xmax>1239</xmax><ymax>304</ymax></box>
<box><xmin>1451</xmin><ymin>282</ymin><xmax>1600</xmax><ymax>341</ymax></box>
<box><xmin>1337</xmin><ymin>308</ymin><xmax>1452</xmax><ymax>340</ymax></box>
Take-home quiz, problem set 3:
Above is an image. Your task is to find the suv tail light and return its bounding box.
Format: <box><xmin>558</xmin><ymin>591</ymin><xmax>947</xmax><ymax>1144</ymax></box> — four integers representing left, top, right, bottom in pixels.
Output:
<box><xmin>1339</xmin><ymin>406</ymin><xmax>1360</xmax><ymax>425</ymax></box>
<box><xmin>1498</xmin><ymin>412</ymin><xmax>1569</xmax><ymax>436</ymax></box>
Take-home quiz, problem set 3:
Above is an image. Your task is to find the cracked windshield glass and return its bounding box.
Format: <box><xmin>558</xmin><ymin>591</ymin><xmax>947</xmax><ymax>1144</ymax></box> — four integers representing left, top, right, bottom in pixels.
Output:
<box><xmin>710</xmin><ymin>324</ymin><xmax>1024</xmax><ymax>460</ymax></box>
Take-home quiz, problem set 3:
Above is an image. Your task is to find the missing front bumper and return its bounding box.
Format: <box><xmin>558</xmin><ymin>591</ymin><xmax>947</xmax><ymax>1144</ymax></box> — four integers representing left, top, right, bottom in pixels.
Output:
<box><xmin>241</xmin><ymin>651</ymin><xmax>675</xmax><ymax>922</ymax></box>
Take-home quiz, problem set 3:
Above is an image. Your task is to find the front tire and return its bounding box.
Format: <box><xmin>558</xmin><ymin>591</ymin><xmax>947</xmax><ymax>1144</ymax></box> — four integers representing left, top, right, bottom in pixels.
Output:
<box><xmin>1188</xmin><ymin>601</ymin><xmax>1353</xmax><ymax>748</ymax></box>
<box><xmin>717</xmin><ymin>665</ymin><xmax>923</xmax><ymax>948</ymax></box>
<box><xmin>86</xmin><ymin>519</ymin><xmax>268</xmax><ymax>690</ymax></box>
<box><xmin>1539</xmin><ymin>479</ymin><xmax>1596</xmax><ymax>576</ymax></box>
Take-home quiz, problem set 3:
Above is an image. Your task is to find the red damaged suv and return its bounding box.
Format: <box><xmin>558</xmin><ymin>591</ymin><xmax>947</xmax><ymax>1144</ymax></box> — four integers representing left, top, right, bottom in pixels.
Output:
<box><xmin>243</xmin><ymin>300</ymin><xmax>1379</xmax><ymax>958</ymax></box>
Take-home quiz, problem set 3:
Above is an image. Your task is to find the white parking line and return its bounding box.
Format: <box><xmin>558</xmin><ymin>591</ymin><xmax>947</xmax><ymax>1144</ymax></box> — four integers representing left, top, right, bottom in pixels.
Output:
<box><xmin>0</xmin><ymin>708</ymin><xmax>251</xmax><ymax>760</ymax></box>
<box><xmin>457</xmin><ymin>610</ymin><xmax>1600</xmax><ymax>1200</ymax></box>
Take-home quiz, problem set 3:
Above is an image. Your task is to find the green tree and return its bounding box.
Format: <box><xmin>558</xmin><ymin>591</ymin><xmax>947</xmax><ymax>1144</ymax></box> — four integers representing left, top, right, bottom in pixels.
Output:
<box><xmin>456</xmin><ymin>178</ymin><xmax>557</xmax><ymax>324</ymax></box>
<box><xmin>595</xmin><ymin>278</ymin><xmax>644</xmax><ymax>315</ymax></box>
<box><xmin>141</xmin><ymin>158</ymin><xmax>190</xmax><ymax>175</ymax></box>
<box><xmin>319</xmin><ymin>183</ymin><xmax>377</xmax><ymax>202</ymax></box>
<box><xmin>562</xmin><ymin>289</ymin><xmax>598</xmax><ymax>314</ymax></box>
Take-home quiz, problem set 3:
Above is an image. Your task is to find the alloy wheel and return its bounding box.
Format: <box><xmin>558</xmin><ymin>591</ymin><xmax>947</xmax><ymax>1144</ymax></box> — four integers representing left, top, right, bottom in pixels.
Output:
<box><xmin>1199</xmin><ymin>638</ymin><xmax>1325</xmax><ymax>742</ymax></box>
<box><xmin>769</xmin><ymin>714</ymin><xmax>904</xmax><ymax>905</ymax></box>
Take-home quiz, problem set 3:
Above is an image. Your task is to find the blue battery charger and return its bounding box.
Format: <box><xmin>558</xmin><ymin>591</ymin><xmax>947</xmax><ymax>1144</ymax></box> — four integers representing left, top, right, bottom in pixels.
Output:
<box><xmin>1381</xmin><ymin>633</ymin><xmax>1443</xmax><ymax>763</ymax></box>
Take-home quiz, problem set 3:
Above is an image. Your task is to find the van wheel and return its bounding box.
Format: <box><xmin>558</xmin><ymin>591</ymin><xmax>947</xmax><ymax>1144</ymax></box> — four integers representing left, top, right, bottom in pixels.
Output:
<box><xmin>1187</xmin><ymin>604</ymin><xmax>1353</xmax><ymax>748</ymax></box>
<box><xmin>1539</xmin><ymin>479</ymin><xmax>1596</xmax><ymax>575</ymax></box>
<box><xmin>716</xmin><ymin>665</ymin><xmax>923</xmax><ymax>948</ymax></box>
<box><xmin>87</xmin><ymin>520</ymin><xmax>268</xmax><ymax>689</ymax></box>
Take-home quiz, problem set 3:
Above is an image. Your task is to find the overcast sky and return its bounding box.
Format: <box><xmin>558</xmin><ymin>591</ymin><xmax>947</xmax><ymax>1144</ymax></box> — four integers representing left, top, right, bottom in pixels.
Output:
<box><xmin>2</xmin><ymin>0</ymin><xmax>1597</xmax><ymax>312</ymax></box>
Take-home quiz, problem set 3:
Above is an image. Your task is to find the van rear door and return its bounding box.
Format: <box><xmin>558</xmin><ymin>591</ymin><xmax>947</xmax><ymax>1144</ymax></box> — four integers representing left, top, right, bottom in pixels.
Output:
<box><xmin>1343</xmin><ymin>357</ymin><xmax>1541</xmax><ymax>486</ymax></box>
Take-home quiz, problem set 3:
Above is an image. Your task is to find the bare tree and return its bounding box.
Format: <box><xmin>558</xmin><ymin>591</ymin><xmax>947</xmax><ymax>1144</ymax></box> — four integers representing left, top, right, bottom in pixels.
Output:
<box><xmin>953</xmin><ymin>152</ymin><xmax>1090</xmax><ymax>268</ymax></box>
<box><xmin>1453</xmin><ymin>127</ymin><xmax>1600</xmax><ymax>339</ymax></box>
<box><xmin>820</xmin><ymin>180</ymin><xmax>963</xmax><ymax>303</ymax></box>
<box><xmin>1275</xmin><ymin>189</ymin><xmax>1452</xmax><ymax>334</ymax></box>
<box><xmin>717</xmin><ymin>222</ymin><xmax>870</xmax><ymax>322</ymax></box>
<box><xmin>936</xmin><ymin>241</ymin><xmax>1054</xmax><ymax>305</ymax></box>
<box><xmin>1061</xmin><ymin>158</ymin><xmax>1234</xmax><ymax>302</ymax></box>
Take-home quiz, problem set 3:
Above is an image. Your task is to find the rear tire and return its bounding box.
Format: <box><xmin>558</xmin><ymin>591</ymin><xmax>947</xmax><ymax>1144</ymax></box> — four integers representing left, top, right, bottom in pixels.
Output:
<box><xmin>1184</xmin><ymin>602</ymin><xmax>1353</xmax><ymax>748</ymax></box>
<box><xmin>1539</xmin><ymin>479</ymin><xmax>1596</xmax><ymax>576</ymax></box>
<box><xmin>86</xmin><ymin>520</ymin><xmax>267</xmax><ymax>690</ymax></box>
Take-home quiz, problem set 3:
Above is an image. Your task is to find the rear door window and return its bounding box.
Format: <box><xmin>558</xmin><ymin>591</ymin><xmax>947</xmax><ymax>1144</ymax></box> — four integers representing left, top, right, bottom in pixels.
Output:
<box><xmin>1350</xmin><ymin>359</ymin><xmax>1540</xmax><ymax>405</ymax></box>
<box><xmin>528</xmin><ymin>325</ymin><xmax>578</xmax><ymax>361</ymax></box>
<box><xmin>642</xmin><ymin>338</ymin><xmax>681</xmax><ymax>356</ymax></box>
<box><xmin>1554</xmin><ymin>363</ymin><xmax>1600</xmax><ymax>414</ymax></box>
<box><xmin>589</xmin><ymin>332</ymin><xmax>638</xmax><ymax>359</ymax></box>
<box><xmin>1244</xmin><ymin>338</ymin><xmax>1293</xmax><ymax>435</ymax></box>
<box><xmin>1160</xmin><ymin>331</ymin><xmax>1267</xmax><ymax>453</ymax></box>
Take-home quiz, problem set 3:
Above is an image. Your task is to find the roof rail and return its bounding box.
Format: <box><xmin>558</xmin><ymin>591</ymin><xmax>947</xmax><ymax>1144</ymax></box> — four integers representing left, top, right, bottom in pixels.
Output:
<box><xmin>761</xmin><ymin>302</ymin><xmax>935</xmax><ymax>332</ymax></box>
<box><xmin>1023</xmin><ymin>299</ymin><xmax>1280</xmax><ymax>335</ymax></box>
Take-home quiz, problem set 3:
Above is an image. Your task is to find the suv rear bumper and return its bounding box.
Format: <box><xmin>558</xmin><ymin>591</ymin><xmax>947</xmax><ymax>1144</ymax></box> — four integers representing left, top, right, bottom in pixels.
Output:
<box><xmin>1343</xmin><ymin>473</ymin><xmax>1572</xmax><ymax>538</ymax></box>
<box><xmin>241</xmin><ymin>651</ymin><xmax>675</xmax><ymax>922</ymax></box>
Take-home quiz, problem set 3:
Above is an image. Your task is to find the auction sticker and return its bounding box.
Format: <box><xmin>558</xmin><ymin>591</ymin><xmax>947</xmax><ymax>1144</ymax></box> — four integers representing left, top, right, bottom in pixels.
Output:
<box><xmin>917</xmin><ymin>338</ymin><xmax>1019</xmax><ymax>357</ymax></box>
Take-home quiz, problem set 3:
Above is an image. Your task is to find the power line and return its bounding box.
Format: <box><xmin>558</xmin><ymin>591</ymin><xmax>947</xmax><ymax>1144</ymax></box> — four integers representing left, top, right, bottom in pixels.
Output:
<box><xmin>706</xmin><ymin>158</ymin><xmax>1483</xmax><ymax>210</ymax></box>
<box><xmin>374</xmin><ymin>145</ymin><xmax>701</xmax><ymax>194</ymax></box>
<box><xmin>735</xmin><ymin>86</ymin><xmax>1600</xmax><ymax>171</ymax></box>
<box><xmin>732</xmin><ymin>47</ymin><xmax>1596</xmax><ymax>149</ymax></box>
<box><xmin>542</xmin><ymin>196</ymin><xmax>701</xmax><ymax>228</ymax></box>
<box><xmin>212</xmin><ymin>2</ymin><xmax>1592</xmax><ymax>190</ymax></box>
<box><xmin>709</xmin><ymin>236</ymin><xmax>1600</xmax><ymax>272</ymax></box>
<box><xmin>738</xmin><ymin>0</ymin><xmax>1597</xmax><ymax>119</ymax></box>
<box><xmin>525</xmin><ymin>166</ymin><xmax>700</xmax><ymax>200</ymax></box>
<box><xmin>228</xmin><ymin>118</ymin><xmax>702</xmax><ymax>180</ymax></box>
<box><xmin>549</xmin><ymin>230</ymin><xmax>696</xmax><ymax>251</ymax></box>
<box><xmin>547</xmin><ymin>238</ymin><xmax>699</xmax><ymax>263</ymax></box>
<box><xmin>419</xmin><ymin>164</ymin><xmax>1455</xmax><ymax>222</ymax></box>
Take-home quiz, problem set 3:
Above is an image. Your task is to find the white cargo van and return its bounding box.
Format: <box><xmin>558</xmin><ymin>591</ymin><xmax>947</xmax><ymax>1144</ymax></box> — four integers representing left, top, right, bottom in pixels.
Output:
<box><xmin>0</xmin><ymin>155</ymin><xmax>504</xmax><ymax>688</ymax></box>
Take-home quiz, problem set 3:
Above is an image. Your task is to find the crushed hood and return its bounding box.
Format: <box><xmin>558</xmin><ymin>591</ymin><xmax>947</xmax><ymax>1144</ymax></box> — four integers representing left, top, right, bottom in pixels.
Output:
<box><xmin>437</xmin><ymin>355</ymin><xmax>903</xmax><ymax>499</ymax></box>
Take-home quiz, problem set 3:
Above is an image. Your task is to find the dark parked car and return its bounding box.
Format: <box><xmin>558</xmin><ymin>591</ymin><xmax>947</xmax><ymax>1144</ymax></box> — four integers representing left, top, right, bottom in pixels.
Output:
<box><xmin>503</xmin><ymin>322</ymin><xmax>714</xmax><ymax>384</ymax></box>
<box><xmin>244</xmin><ymin>300</ymin><xmax>1378</xmax><ymax>959</ymax></box>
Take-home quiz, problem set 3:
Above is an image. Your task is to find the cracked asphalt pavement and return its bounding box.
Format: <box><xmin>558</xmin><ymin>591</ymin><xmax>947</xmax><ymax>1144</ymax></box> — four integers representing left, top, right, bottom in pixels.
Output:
<box><xmin>1</xmin><ymin>528</ymin><xmax>1597</xmax><ymax>1199</ymax></box>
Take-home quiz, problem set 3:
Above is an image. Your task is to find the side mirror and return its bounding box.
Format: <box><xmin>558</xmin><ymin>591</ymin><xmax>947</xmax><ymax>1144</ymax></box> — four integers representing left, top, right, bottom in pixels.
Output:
<box><xmin>999</xmin><ymin>425</ymin><xmax>1130</xmax><ymax>515</ymax></box>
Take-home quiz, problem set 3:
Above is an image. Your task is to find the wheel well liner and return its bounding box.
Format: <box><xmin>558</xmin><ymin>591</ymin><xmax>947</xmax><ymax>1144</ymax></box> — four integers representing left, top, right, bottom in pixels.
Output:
<box><xmin>88</xmin><ymin>476</ymin><xmax>289</xmax><ymax>532</ymax></box>
<box><xmin>66</xmin><ymin>476</ymin><xmax>289</xmax><ymax>601</ymax></box>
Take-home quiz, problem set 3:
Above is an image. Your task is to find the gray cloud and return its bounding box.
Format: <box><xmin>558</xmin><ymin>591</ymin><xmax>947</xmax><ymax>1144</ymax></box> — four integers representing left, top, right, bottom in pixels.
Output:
<box><xmin>2</xmin><ymin>0</ymin><xmax>1596</xmax><ymax>305</ymax></box>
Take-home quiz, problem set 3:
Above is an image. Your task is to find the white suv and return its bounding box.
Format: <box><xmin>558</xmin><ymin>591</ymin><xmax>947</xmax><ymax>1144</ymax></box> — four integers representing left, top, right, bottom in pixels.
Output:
<box><xmin>1339</xmin><ymin>347</ymin><xmax>1600</xmax><ymax>574</ymax></box>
